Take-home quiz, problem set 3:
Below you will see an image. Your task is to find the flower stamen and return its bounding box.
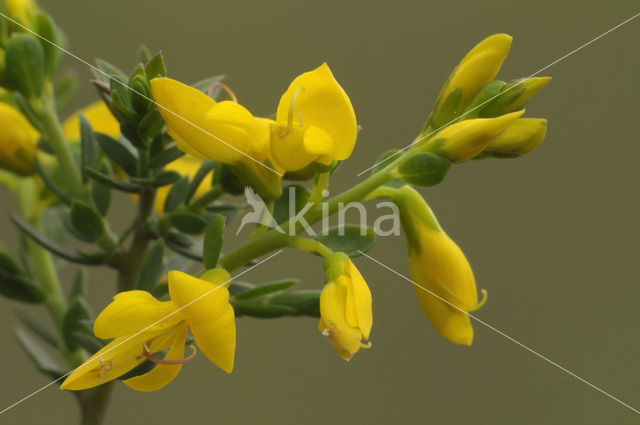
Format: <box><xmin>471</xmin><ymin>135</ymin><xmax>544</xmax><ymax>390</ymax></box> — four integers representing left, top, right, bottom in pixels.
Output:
<box><xmin>207</xmin><ymin>82</ymin><xmax>238</xmax><ymax>103</ymax></box>
<box><xmin>142</xmin><ymin>343</ymin><xmax>197</xmax><ymax>365</ymax></box>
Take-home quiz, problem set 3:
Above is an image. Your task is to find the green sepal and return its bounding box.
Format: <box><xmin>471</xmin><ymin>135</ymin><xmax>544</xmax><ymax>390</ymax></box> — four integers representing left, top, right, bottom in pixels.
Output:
<box><xmin>137</xmin><ymin>239</ymin><xmax>165</xmax><ymax>292</ymax></box>
<box><xmin>397</xmin><ymin>152</ymin><xmax>450</xmax><ymax>187</ymax></box>
<box><xmin>463</xmin><ymin>80</ymin><xmax>505</xmax><ymax>118</ymax></box>
<box><xmin>314</xmin><ymin>225</ymin><xmax>376</xmax><ymax>258</ymax></box>
<box><xmin>203</xmin><ymin>214</ymin><xmax>225</xmax><ymax>269</ymax></box>
<box><xmin>429</xmin><ymin>86</ymin><xmax>463</xmax><ymax>131</ymax></box>
<box><xmin>4</xmin><ymin>34</ymin><xmax>45</xmax><ymax>98</ymax></box>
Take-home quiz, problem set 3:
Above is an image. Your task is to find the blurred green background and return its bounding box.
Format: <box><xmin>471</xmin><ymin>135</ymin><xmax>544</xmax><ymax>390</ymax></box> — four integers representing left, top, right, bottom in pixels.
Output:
<box><xmin>2</xmin><ymin>0</ymin><xmax>640</xmax><ymax>423</ymax></box>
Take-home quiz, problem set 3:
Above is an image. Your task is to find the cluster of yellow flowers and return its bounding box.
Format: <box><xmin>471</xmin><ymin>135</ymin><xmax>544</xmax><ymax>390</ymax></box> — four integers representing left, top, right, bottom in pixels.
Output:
<box><xmin>0</xmin><ymin>30</ymin><xmax>549</xmax><ymax>392</ymax></box>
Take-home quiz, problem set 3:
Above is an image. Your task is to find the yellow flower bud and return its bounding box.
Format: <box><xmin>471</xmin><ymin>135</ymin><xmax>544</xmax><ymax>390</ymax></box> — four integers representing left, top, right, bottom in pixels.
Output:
<box><xmin>62</xmin><ymin>101</ymin><xmax>121</xmax><ymax>142</ymax></box>
<box><xmin>0</xmin><ymin>102</ymin><xmax>38</xmax><ymax>176</ymax></box>
<box><xmin>271</xmin><ymin>63</ymin><xmax>357</xmax><ymax>172</ymax></box>
<box><xmin>392</xmin><ymin>186</ymin><xmax>485</xmax><ymax>345</ymax></box>
<box><xmin>432</xmin><ymin>110</ymin><xmax>524</xmax><ymax>162</ymax></box>
<box><xmin>5</xmin><ymin>0</ymin><xmax>37</xmax><ymax>24</ymax></box>
<box><xmin>319</xmin><ymin>253</ymin><xmax>372</xmax><ymax>360</ymax></box>
<box><xmin>484</xmin><ymin>118</ymin><xmax>547</xmax><ymax>157</ymax></box>
<box><xmin>435</xmin><ymin>34</ymin><xmax>512</xmax><ymax>114</ymax></box>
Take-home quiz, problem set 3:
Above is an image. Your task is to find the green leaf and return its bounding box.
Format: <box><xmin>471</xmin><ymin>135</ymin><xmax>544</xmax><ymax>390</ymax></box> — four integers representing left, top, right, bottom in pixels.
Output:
<box><xmin>79</xmin><ymin>115</ymin><xmax>98</xmax><ymax>183</ymax></box>
<box><xmin>4</xmin><ymin>34</ymin><xmax>45</xmax><ymax>98</ymax></box>
<box><xmin>70</xmin><ymin>268</ymin><xmax>88</xmax><ymax>299</ymax></box>
<box><xmin>91</xmin><ymin>163</ymin><xmax>112</xmax><ymax>216</ymax></box>
<box><xmin>85</xmin><ymin>166</ymin><xmax>141</xmax><ymax>193</ymax></box>
<box><xmin>398</xmin><ymin>152</ymin><xmax>451</xmax><ymax>186</ymax></box>
<box><xmin>170</xmin><ymin>211</ymin><xmax>208</xmax><ymax>235</ymax></box>
<box><xmin>270</xmin><ymin>290</ymin><xmax>320</xmax><ymax>317</ymax></box>
<box><xmin>15</xmin><ymin>308</ymin><xmax>59</xmax><ymax>348</ymax></box>
<box><xmin>15</xmin><ymin>328</ymin><xmax>66</xmax><ymax>379</ymax></box>
<box><xmin>35</xmin><ymin>13</ymin><xmax>62</xmax><ymax>77</ymax></box>
<box><xmin>63</xmin><ymin>297</ymin><xmax>92</xmax><ymax>348</ymax></box>
<box><xmin>217</xmin><ymin>164</ymin><xmax>244</xmax><ymax>196</ymax></box>
<box><xmin>12</xmin><ymin>215</ymin><xmax>104</xmax><ymax>265</ymax></box>
<box><xmin>0</xmin><ymin>273</ymin><xmax>46</xmax><ymax>303</ymax></box>
<box><xmin>207</xmin><ymin>204</ymin><xmax>239</xmax><ymax>222</ymax></box>
<box><xmin>232</xmin><ymin>300</ymin><xmax>297</xmax><ymax>318</ymax></box>
<box><xmin>149</xmin><ymin>145</ymin><xmax>184</xmax><ymax>169</ymax></box>
<box><xmin>145</xmin><ymin>51</ymin><xmax>166</xmax><ymax>79</ymax></box>
<box><xmin>152</xmin><ymin>170</ymin><xmax>181</xmax><ymax>187</ymax></box>
<box><xmin>164</xmin><ymin>176</ymin><xmax>190</xmax><ymax>212</ymax></box>
<box><xmin>0</xmin><ymin>242</ymin><xmax>21</xmax><ymax>274</ymax></box>
<box><xmin>191</xmin><ymin>75</ymin><xmax>225</xmax><ymax>93</ymax></box>
<box><xmin>70</xmin><ymin>201</ymin><xmax>105</xmax><ymax>241</ymax></box>
<box><xmin>137</xmin><ymin>239</ymin><xmax>165</xmax><ymax>292</ymax></box>
<box><xmin>314</xmin><ymin>225</ymin><xmax>376</xmax><ymax>258</ymax></box>
<box><xmin>371</xmin><ymin>149</ymin><xmax>401</xmax><ymax>175</ymax></box>
<box><xmin>95</xmin><ymin>132</ymin><xmax>138</xmax><ymax>175</ymax></box>
<box><xmin>203</xmin><ymin>214</ymin><xmax>225</xmax><ymax>269</ymax></box>
<box><xmin>54</xmin><ymin>72</ymin><xmax>77</xmax><ymax>112</ymax></box>
<box><xmin>34</xmin><ymin>155</ymin><xmax>70</xmax><ymax>205</ymax></box>
<box><xmin>94</xmin><ymin>58</ymin><xmax>128</xmax><ymax>85</ymax></box>
<box><xmin>274</xmin><ymin>185</ymin><xmax>311</xmax><ymax>224</ymax></box>
<box><xmin>233</xmin><ymin>279</ymin><xmax>298</xmax><ymax>300</ymax></box>
<box><xmin>165</xmin><ymin>238</ymin><xmax>203</xmax><ymax>262</ymax></box>
<box><xmin>228</xmin><ymin>281</ymin><xmax>256</xmax><ymax>297</ymax></box>
<box><xmin>186</xmin><ymin>161</ymin><xmax>216</xmax><ymax>204</ymax></box>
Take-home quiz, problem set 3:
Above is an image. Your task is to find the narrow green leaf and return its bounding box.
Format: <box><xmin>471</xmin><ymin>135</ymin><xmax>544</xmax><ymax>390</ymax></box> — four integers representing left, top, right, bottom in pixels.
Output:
<box><xmin>79</xmin><ymin>115</ymin><xmax>98</xmax><ymax>183</ymax></box>
<box><xmin>137</xmin><ymin>239</ymin><xmax>165</xmax><ymax>292</ymax></box>
<box><xmin>91</xmin><ymin>163</ymin><xmax>112</xmax><ymax>216</ymax></box>
<box><xmin>85</xmin><ymin>166</ymin><xmax>141</xmax><ymax>194</ymax></box>
<box><xmin>0</xmin><ymin>272</ymin><xmax>46</xmax><ymax>303</ymax></box>
<box><xmin>164</xmin><ymin>176</ymin><xmax>190</xmax><ymax>212</ymax></box>
<box><xmin>165</xmin><ymin>238</ymin><xmax>203</xmax><ymax>262</ymax></box>
<box><xmin>15</xmin><ymin>308</ymin><xmax>59</xmax><ymax>348</ymax></box>
<box><xmin>170</xmin><ymin>211</ymin><xmax>208</xmax><ymax>235</ymax></box>
<box><xmin>62</xmin><ymin>298</ymin><xmax>92</xmax><ymax>348</ymax></box>
<box><xmin>0</xmin><ymin>242</ymin><xmax>21</xmax><ymax>274</ymax></box>
<box><xmin>203</xmin><ymin>214</ymin><xmax>225</xmax><ymax>269</ymax></box>
<box><xmin>152</xmin><ymin>170</ymin><xmax>181</xmax><ymax>187</ymax></box>
<box><xmin>34</xmin><ymin>154</ymin><xmax>71</xmax><ymax>205</ymax></box>
<box><xmin>145</xmin><ymin>51</ymin><xmax>166</xmax><ymax>79</ymax></box>
<box><xmin>234</xmin><ymin>279</ymin><xmax>299</xmax><ymax>300</ymax></box>
<box><xmin>313</xmin><ymin>226</ymin><xmax>376</xmax><ymax>258</ymax></box>
<box><xmin>70</xmin><ymin>268</ymin><xmax>88</xmax><ymax>299</ymax></box>
<box><xmin>232</xmin><ymin>300</ymin><xmax>297</xmax><ymax>318</ymax></box>
<box><xmin>15</xmin><ymin>328</ymin><xmax>66</xmax><ymax>379</ymax></box>
<box><xmin>54</xmin><ymin>72</ymin><xmax>77</xmax><ymax>112</ymax></box>
<box><xmin>149</xmin><ymin>145</ymin><xmax>184</xmax><ymax>169</ymax></box>
<box><xmin>270</xmin><ymin>290</ymin><xmax>320</xmax><ymax>317</ymax></box>
<box><xmin>185</xmin><ymin>161</ymin><xmax>216</xmax><ymax>203</ymax></box>
<box><xmin>95</xmin><ymin>132</ymin><xmax>138</xmax><ymax>176</ymax></box>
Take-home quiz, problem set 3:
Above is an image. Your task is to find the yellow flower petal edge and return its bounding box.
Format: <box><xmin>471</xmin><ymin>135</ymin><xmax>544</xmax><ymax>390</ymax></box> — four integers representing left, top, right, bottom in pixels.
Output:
<box><xmin>319</xmin><ymin>253</ymin><xmax>372</xmax><ymax>360</ymax></box>
<box><xmin>271</xmin><ymin>63</ymin><xmax>357</xmax><ymax>171</ymax></box>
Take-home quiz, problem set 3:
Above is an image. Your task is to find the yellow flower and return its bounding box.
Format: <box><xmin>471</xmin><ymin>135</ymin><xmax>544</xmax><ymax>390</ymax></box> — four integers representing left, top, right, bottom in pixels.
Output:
<box><xmin>319</xmin><ymin>253</ymin><xmax>372</xmax><ymax>360</ymax></box>
<box><xmin>0</xmin><ymin>102</ymin><xmax>38</xmax><ymax>176</ymax></box>
<box><xmin>154</xmin><ymin>155</ymin><xmax>214</xmax><ymax>213</ymax></box>
<box><xmin>62</xmin><ymin>101</ymin><xmax>121</xmax><ymax>141</ymax></box>
<box><xmin>484</xmin><ymin>118</ymin><xmax>547</xmax><ymax>157</ymax></box>
<box><xmin>430</xmin><ymin>110</ymin><xmax>523</xmax><ymax>162</ymax></box>
<box><xmin>5</xmin><ymin>0</ymin><xmax>37</xmax><ymax>23</ymax></box>
<box><xmin>270</xmin><ymin>63</ymin><xmax>358</xmax><ymax>172</ymax></box>
<box><xmin>150</xmin><ymin>78</ymin><xmax>282</xmax><ymax>200</ymax></box>
<box><xmin>393</xmin><ymin>186</ymin><xmax>485</xmax><ymax>345</ymax></box>
<box><xmin>435</xmin><ymin>34</ymin><xmax>512</xmax><ymax>114</ymax></box>
<box><xmin>60</xmin><ymin>269</ymin><xmax>235</xmax><ymax>392</ymax></box>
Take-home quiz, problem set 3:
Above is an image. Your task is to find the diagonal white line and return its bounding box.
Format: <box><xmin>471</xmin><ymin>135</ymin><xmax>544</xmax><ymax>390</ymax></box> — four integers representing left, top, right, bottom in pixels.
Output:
<box><xmin>0</xmin><ymin>250</ymin><xmax>283</xmax><ymax>416</ymax></box>
<box><xmin>357</xmin><ymin>250</ymin><xmax>640</xmax><ymax>415</ymax></box>
<box><xmin>0</xmin><ymin>12</ymin><xmax>283</xmax><ymax>177</ymax></box>
<box><xmin>355</xmin><ymin>10</ymin><xmax>640</xmax><ymax>177</ymax></box>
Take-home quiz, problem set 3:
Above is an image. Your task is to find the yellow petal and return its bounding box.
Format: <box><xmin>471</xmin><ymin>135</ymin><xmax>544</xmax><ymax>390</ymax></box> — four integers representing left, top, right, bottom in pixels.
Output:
<box><xmin>93</xmin><ymin>290</ymin><xmax>180</xmax><ymax>339</ymax></box>
<box><xmin>123</xmin><ymin>322</ymin><xmax>189</xmax><ymax>392</ymax></box>
<box><xmin>0</xmin><ymin>102</ymin><xmax>39</xmax><ymax>176</ymax></box>
<box><xmin>270</xmin><ymin>125</ymin><xmax>318</xmax><ymax>171</ymax></box>
<box><xmin>168</xmin><ymin>270</ymin><xmax>236</xmax><ymax>373</ymax></box>
<box><xmin>344</xmin><ymin>261</ymin><xmax>373</xmax><ymax>339</ymax></box>
<box><xmin>485</xmin><ymin>118</ymin><xmax>547</xmax><ymax>157</ymax></box>
<box><xmin>303</xmin><ymin>125</ymin><xmax>335</xmax><ymax>156</ymax></box>
<box><xmin>60</xmin><ymin>329</ymin><xmax>166</xmax><ymax>391</ymax></box>
<box><xmin>275</xmin><ymin>63</ymin><xmax>357</xmax><ymax>163</ymax></box>
<box><xmin>62</xmin><ymin>101</ymin><xmax>120</xmax><ymax>142</ymax></box>
<box><xmin>319</xmin><ymin>281</ymin><xmax>363</xmax><ymax>359</ymax></box>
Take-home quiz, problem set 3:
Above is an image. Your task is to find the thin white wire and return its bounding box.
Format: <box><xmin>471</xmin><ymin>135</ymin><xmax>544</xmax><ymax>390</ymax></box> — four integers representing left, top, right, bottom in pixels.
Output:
<box><xmin>0</xmin><ymin>12</ymin><xmax>283</xmax><ymax>176</ymax></box>
<box><xmin>355</xmin><ymin>11</ymin><xmax>640</xmax><ymax>177</ymax></box>
<box><xmin>0</xmin><ymin>250</ymin><xmax>283</xmax><ymax>416</ymax></box>
<box><xmin>357</xmin><ymin>250</ymin><xmax>640</xmax><ymax>415</ymax></box>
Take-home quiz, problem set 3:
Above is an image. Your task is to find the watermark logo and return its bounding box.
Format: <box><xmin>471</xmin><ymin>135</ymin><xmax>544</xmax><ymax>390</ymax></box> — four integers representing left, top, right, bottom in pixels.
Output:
<box><xmin>236</xmin><ymin>187</ymin><xmax>400</xmax><ymax>237</ymax></box>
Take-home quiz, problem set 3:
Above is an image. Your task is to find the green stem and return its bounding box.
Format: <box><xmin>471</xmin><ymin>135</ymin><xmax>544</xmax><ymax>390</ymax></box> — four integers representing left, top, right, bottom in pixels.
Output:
<box><xmin>74</xmin><ymin>384</ymin><xmax>114</xmax><ymax>425</ymax></box>
<box><xmin>219</xmin><ymin>166</ymin><xmax>394</xmax><ymax>272</ymax></box>
<box><xmin>290</xmin><ymin>237</ymin><xmax>333</xmax><ymax>258</ymax></box>
<box><xmin>33</xmin><ymin>86</ymin><xmax>86</xmax><ymax>199</ymax></box>
<box><xmin>308</xmin><ymin>171</ymin><xmax>330</xmax><ymax>205</ymax></box>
